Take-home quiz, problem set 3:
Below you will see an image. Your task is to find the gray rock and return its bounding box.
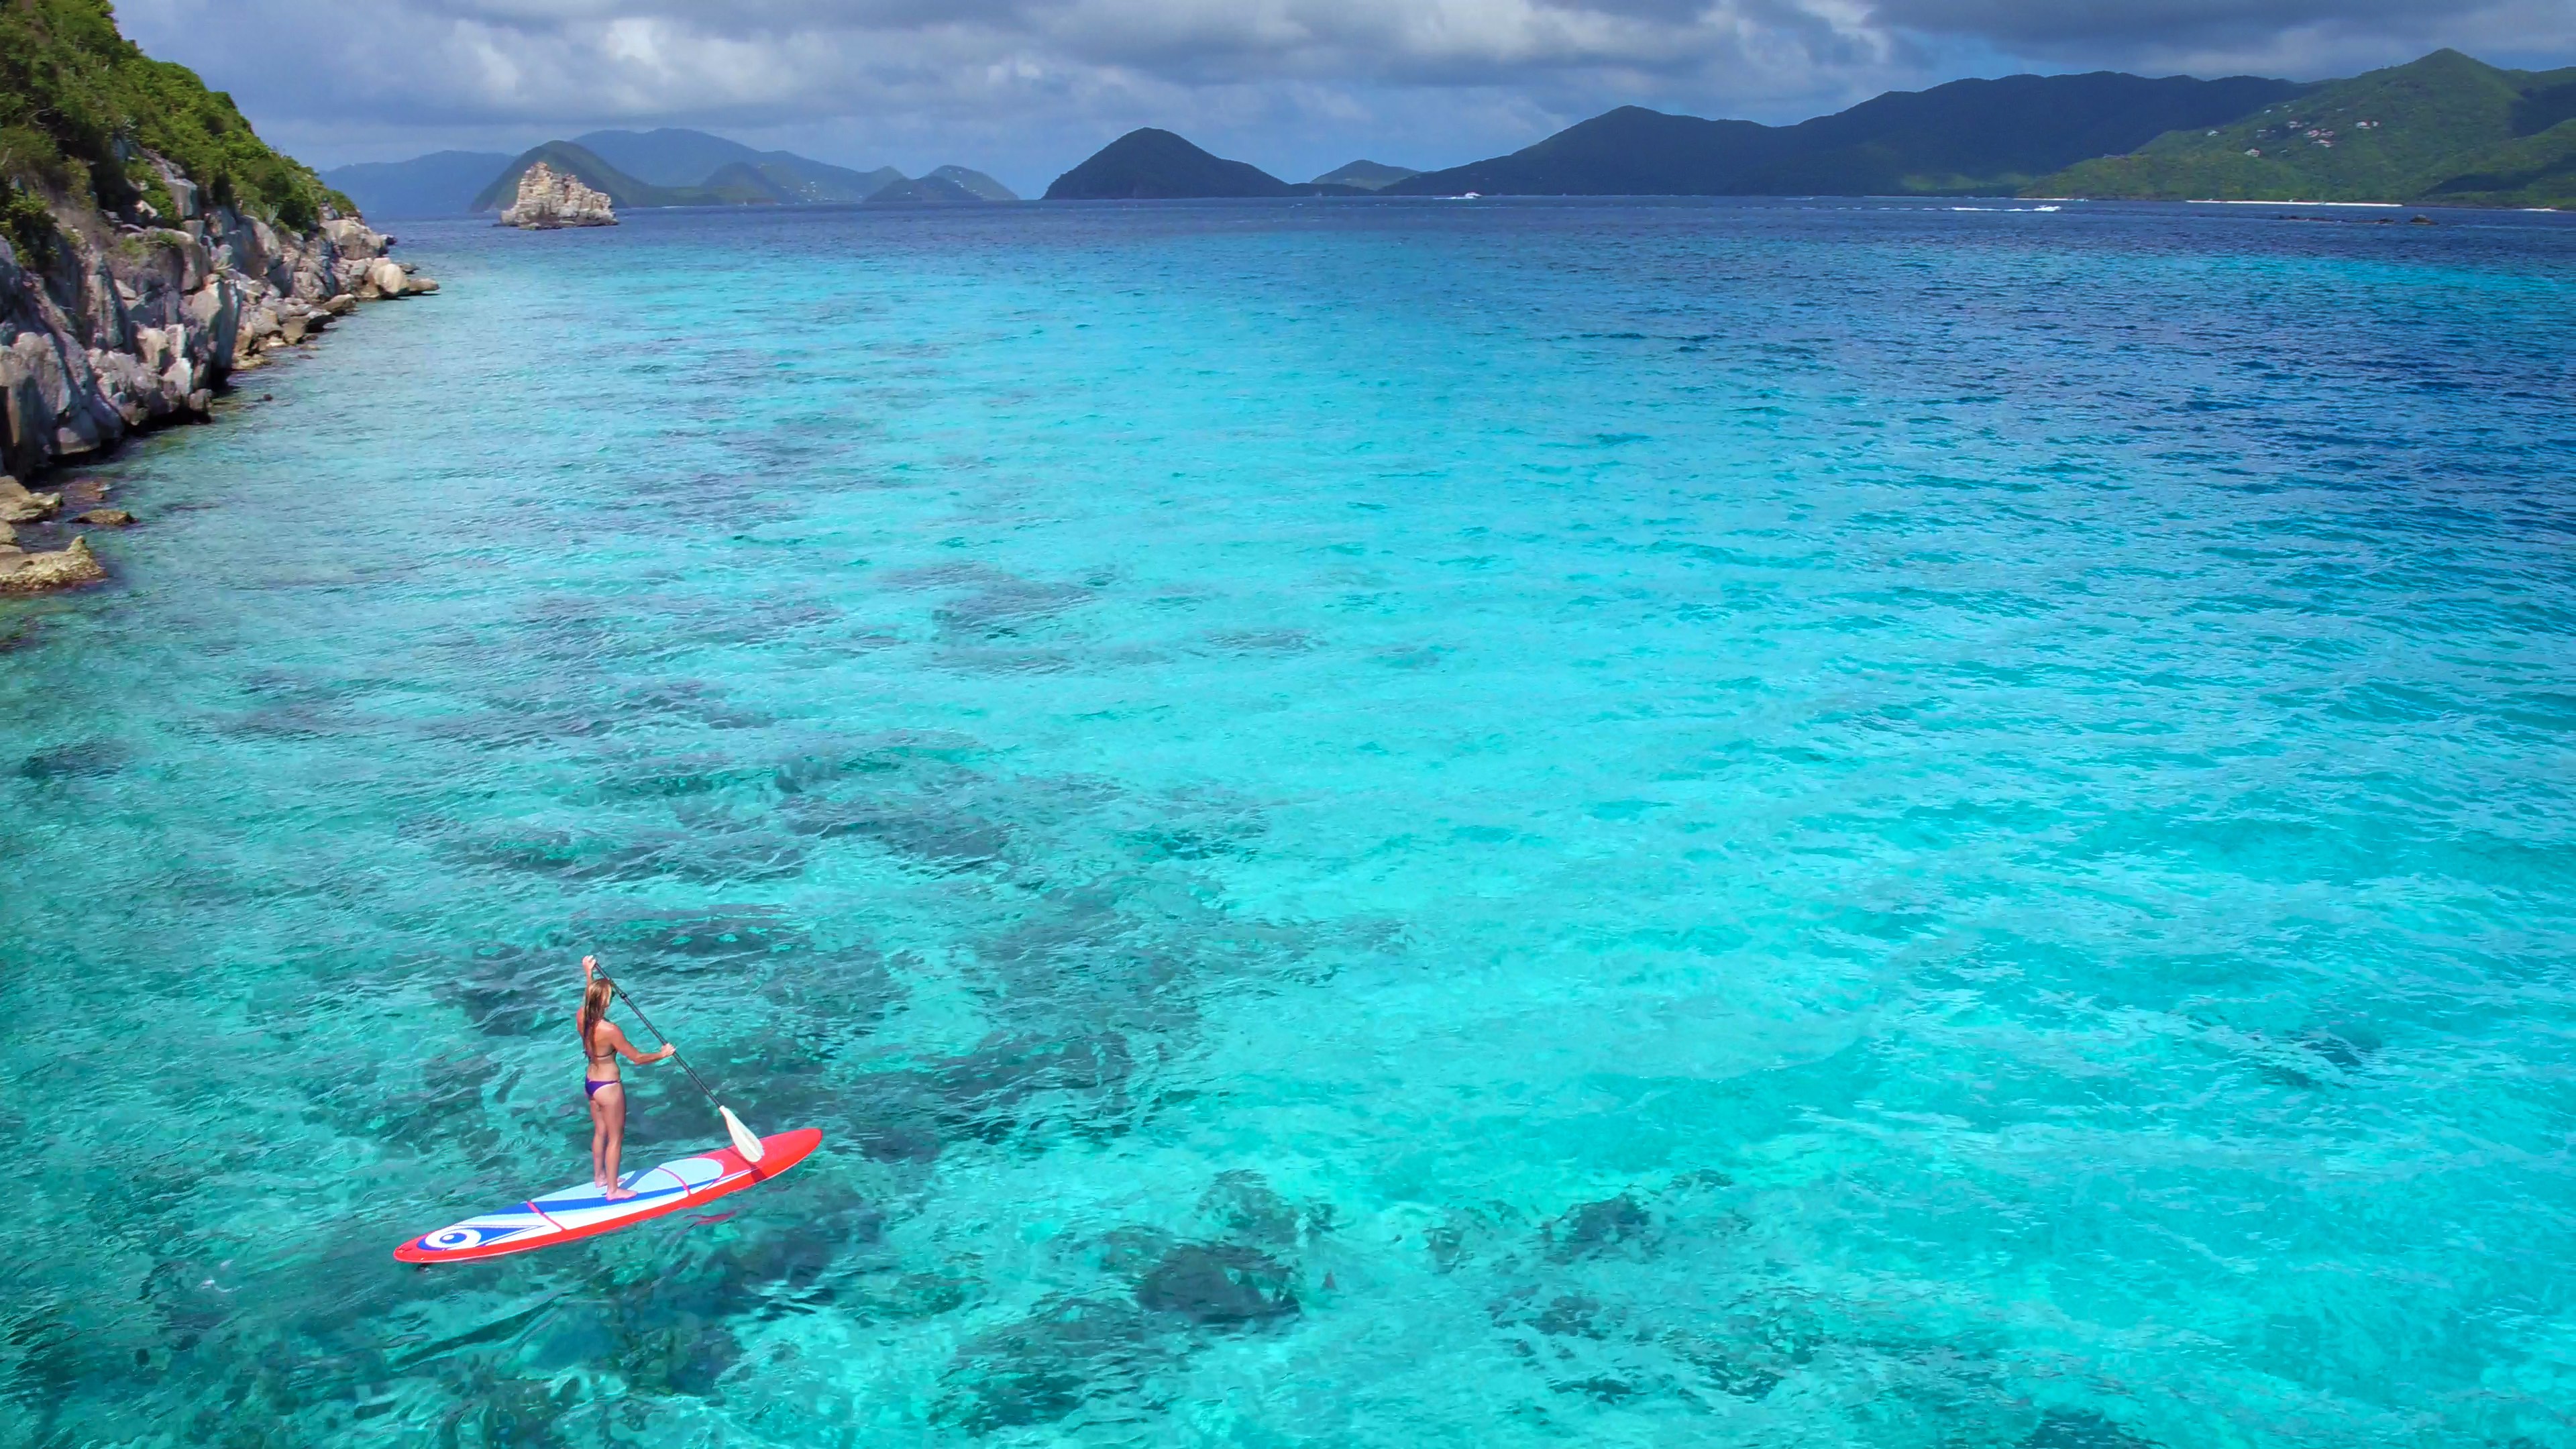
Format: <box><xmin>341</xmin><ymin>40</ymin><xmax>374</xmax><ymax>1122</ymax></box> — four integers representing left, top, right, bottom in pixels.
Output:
<box><xmin>0</xmin><ymin>536</ymin><xmax>107</xmax><ymax>594</ymax></box>
<box><xmin>499</xmin><ymin>162</ymin><xmax>618</xmax><ymax>229</ymax></box>
<box><xmin>0</xmin><ymin>142</ymin><xmax>411</xmax><ymax>488</ymax></box>
<box><xmin>0</xmin><ymin>478</ymin><xmax>62</xmax><ymax>524</ymax></box>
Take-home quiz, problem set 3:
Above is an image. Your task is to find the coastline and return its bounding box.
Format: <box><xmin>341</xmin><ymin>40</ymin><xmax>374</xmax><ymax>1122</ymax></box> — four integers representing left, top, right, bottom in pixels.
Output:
<box><xmin>1</xmin><ymin>163</ymin><xmax>435</xmax><ymax>595</ymax></box>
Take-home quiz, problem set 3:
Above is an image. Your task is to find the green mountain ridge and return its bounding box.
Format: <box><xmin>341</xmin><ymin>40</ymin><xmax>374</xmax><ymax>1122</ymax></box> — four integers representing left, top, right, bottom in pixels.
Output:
<box><xmin>469</xmin><ymin>141</ymin><xmax>720</xmax><ymax>211</ymax></box>
<box><xmin>2036</xmin><ymin>50</ymin><xmax>2576</xmax><ymax>205</ymax></box>
<box><xmin>1</xmin><ymin>0</ymin><xmax>346</xmax><ymax>234</ymax></box>
<box><xmin>700</xmin><ymin>160</ymin><xmax>796</xmax><ymax>205</ymax></box>
<box><xmin>926</xmin><ymin>165</ymin><xmax>1017</xmax><ymax>201</ymax></box>
<box><xmin>1385</xmin><ymin>72</ymin><xmax>2305</xmax><ymax>197</ymax></box>
<box><xmin>319</xmin><ymin>150</ymin><xmax>510</xmax><ymax>220</ymax></box>
<box><xmin>438</xmin><ymin>135</ymin><xmax>1016</xmax><ymax>215</ymax></box>
<box><xmin>1042</xmin><ymin>129</ymin><xmax>1371</xmax><ymax>199</ymax></box>
<box><xmin>1311</xmin><ymin>159</ymin><xmax>1419</xmax><ymax>189</ymax></box>
<box><xmin>574</xmin><ymin>131</ymin><xmax>903</xmax><ymax>203</ymax></box>
<box><xmin>1046</xmin><ymin>129</ymin><xmax>1297</xmax><ymax>199</ymax></box>
<box><xmin>863</xmin><ymin>174</ymin><xmax>989</xmax><ymax>205</ymax></box>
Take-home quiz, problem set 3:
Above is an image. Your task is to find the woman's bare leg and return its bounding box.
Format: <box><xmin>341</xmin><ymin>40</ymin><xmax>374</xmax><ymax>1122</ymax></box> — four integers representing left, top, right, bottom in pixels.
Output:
<box><xmin>600</xmin><ymin>1085</ymin><xmax>633</xmax><ymax>1199</ymax></box>
<box><xmin>588</xmin><ymin>1091</ymin><xmax>611</xmax><ymax>1190</ymax></box>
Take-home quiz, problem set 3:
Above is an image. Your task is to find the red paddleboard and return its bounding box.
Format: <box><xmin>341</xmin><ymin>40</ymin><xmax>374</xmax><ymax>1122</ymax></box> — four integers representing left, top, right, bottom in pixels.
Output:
<box><xmin>394</xmin><ymin>1128</ymin><xmax>821</xmax><ymax>1264</ymax></box>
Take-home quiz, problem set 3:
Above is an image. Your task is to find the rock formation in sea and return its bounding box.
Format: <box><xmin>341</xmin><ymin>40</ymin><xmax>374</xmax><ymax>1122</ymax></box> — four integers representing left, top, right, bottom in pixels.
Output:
<box><xmin>498</xmin><ymin>163</ymin><xmax>619</xmax><ymax>229</ymax></box>
<box><xmin>0</xmin><ymin>533</ymin><xmax>105</xmax><ymax>594</ymax></box>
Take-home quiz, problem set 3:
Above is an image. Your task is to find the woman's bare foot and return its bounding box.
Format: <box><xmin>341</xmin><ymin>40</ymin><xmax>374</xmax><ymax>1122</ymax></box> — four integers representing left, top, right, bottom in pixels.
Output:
<box><xmin>604</xmin><ymin>1184</ymin><xmax>637</xmax><ymax>1201</ymax></box>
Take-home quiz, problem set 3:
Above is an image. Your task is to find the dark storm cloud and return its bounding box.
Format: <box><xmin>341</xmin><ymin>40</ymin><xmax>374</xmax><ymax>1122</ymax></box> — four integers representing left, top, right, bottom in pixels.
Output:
<box><xmin>113</xmin><ymin>0</ymin><xmax>2575</xmax><ymax>186</ymax></box>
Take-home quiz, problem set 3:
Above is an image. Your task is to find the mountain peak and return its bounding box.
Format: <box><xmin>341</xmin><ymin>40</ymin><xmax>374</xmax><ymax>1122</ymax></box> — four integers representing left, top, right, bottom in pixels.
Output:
<box><xmin>1310</xmin><ymin>159</ymin><xmax>1420</xmax><ymax>189</ymax></box>
<box><xmin>926</xmin><ymin>165</ymin><xmax>1020</xmax><ymax>201</ymax></box>
<box><xmin>1045</xmin><ymin>130</ymin><xmax>1293</xmax><ymax>199</ymax></box>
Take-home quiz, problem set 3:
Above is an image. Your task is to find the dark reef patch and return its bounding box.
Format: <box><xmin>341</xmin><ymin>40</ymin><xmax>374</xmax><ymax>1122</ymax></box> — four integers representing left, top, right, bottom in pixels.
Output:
<box><xmin>1200</xmin><ymin>629</ymin><xmax>1314</xmax><ymax>655</ymax></box>
<box><xmin>439</xmin><ymin>820</ymin><xmax>810</xmax><ymax>887</ymax></box>
<box><xmin>1546</xmin><ymin>1193</ymin><xmax>1656</xmax><ymax>1260</ymax></box>
<box><xmin>782</xmin><ymin>795</ymin><xmax>1011</xmax><ymax>871</ymax></box>
<box><xmin>939</xmin><ymin>1297</ymin><xmax>1162</xmax><ymax>1432</ymax></box>
<box><xmin>572</xmin><ymin>906</ymin><xmax>812</xmax><ymax>972</ymax></box>
<box><xmin>846</xmin><ymin>1031</ymin><xmax>1136</xmax><ymax>1161</ymax></box>
<box><xmin>2027</xmin><ymin>1410</ymin><xmax>2160</xmax><ymax>1448</ymax></box>
<box><xmin>18</xmin><ymin>739</ymin><xmax>133</xmax><ymax>780</ymax></box>
<box><xmin>1134</xmin><ymin>1243</ymin><xmax>1299</xmax><ymax>1326</ymax></box>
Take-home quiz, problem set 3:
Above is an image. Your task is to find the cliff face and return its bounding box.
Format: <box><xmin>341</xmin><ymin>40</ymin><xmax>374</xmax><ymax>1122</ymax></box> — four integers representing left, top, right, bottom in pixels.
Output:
<box><xmin>1</xmin><ymin>0</ymin><xmax>437</xmax><ymax>593</ymax></box>
<box><xmin>0</xmin><ymin>152</ymin><xmax>423</xmax><ymax>483</ymax></box>
<box><xmin>498</xmin><ymin>162</ymin><xmax>619</xmax><ymax>229</ymax></box>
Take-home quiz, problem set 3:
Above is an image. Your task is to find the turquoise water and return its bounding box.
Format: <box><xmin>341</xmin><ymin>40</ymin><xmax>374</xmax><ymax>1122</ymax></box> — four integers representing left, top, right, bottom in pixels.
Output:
<box><xmin>4</xmin><ymin>197</ymin><xmax>2575</xmax><ymax>1446</ymax></box>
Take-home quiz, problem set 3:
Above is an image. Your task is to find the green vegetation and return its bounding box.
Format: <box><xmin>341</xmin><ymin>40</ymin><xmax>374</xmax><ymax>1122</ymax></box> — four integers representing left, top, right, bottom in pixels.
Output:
<box><xmin>1311</xmin><ymin>160</ymin><xmax>1420</xmax><ymax>189</ymax></box>
<box><xmin>1</xmin><ymin>174</ymin><xmax>54</xmax><ymax>258</ymax></box>
<box><xmin>700</xmin><ymin>160</ymin><xmax>793</xmax><ymax>205</ymax></box>
<box><xmin>0</xmin><ymin>0</ymin><xmax>347</xmax><ymax>230</ymax></box>
<box><xmin>861</xmin><ymin>174</ymin><xmax>992</xmax><ymax>206</ymax></box>
<box><xmin>2037</xmin><ymin>50</ymin><xmax>2576</xmax><ymax>207</ymax></box>
<box><xmin>1386</xmin><ymin>73</ymin><xmax>2304</xmax><ymax>198</ymax></box>
<box><xmin>924</xmin><ymin>166</ymin><xmax>1018</xmax><ymax>202</ymax></box>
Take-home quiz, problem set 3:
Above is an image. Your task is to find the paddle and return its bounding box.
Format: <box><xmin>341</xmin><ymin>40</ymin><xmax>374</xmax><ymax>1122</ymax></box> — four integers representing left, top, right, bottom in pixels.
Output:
<box><xmin>606</xmin><ymin>979</ymin><xmax>767</xmax><ymax>1165</ymax></box>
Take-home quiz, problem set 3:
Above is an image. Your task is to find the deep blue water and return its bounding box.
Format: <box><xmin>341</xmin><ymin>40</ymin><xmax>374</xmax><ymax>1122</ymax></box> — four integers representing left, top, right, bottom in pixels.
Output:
<box><xmin>4</xmin><ymin>197</ymin><xmax>2575</xmax><ymax>1446</ymax></box>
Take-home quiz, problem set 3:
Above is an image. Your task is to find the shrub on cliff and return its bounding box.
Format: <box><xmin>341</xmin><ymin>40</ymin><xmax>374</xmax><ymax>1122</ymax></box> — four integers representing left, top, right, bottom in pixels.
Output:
<box><xmin>0</xmin><ymin>0</ymin><xmax>350</xmax><ymax>229</ymax></box>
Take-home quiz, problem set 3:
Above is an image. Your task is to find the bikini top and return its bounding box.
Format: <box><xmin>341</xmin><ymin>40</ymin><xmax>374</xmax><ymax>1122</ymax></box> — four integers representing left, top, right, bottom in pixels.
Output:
<box><xmin>584</xmin><ymin>1018</ymin><xmax>616</xmax><ymax>1063</ymax></box>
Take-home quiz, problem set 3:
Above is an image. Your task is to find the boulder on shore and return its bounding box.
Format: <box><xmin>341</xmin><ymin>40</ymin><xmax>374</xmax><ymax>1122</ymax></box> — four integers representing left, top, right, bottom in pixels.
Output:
<box><xmin>0</xmin><ymin>536</ymin><xmax>107</xmax><ymax>594</ymax></box>
<box><xmin>78</xmin><ymin>508</ymin><xmax>136</xmax><ymax>527</ymax></box>
<box><xmin>1</xmin><ymin>477</ymin><xmax>62</xmax><ymax>525</ymax></box>
<box><xmin>500</xmin><ymin>162</ymin><xmax>619</xmax><ymax>229</ymax></box>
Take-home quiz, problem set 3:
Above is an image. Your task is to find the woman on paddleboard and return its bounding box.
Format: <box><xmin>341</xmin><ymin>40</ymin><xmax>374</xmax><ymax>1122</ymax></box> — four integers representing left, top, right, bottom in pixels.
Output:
<box><xmin>580</xmin><ymin>956</ymin><xmax>675</xmax><ymax>1199</ymax></box>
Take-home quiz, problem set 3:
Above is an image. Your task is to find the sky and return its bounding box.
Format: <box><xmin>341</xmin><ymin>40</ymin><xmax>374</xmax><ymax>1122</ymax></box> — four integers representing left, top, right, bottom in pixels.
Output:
<box><xmin>121</xmin><ymin>0</ymin><xmax>2576</xmax><ymax>194</ymax></box>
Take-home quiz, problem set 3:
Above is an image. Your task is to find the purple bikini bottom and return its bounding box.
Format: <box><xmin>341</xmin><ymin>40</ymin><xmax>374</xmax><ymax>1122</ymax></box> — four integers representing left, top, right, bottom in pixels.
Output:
<box><xmin>584</xmin><ymin>1078</ymin><xmax>619</xmax><ymax>1098</ymax></box>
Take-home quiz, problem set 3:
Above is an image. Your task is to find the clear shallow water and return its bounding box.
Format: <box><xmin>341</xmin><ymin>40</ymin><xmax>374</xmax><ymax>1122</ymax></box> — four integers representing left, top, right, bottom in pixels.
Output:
<box><xmin>4</xmin><ymin>197</ymin><xmax>2575</xmax><ymax>1446</ymax></box>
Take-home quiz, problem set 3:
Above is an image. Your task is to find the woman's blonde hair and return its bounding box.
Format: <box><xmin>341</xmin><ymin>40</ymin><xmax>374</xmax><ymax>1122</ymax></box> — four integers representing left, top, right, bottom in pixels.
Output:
<box><xmin>580</xmin><ymin>975</ymin><xmax>614</xmax><ymax>1055</ymax></box>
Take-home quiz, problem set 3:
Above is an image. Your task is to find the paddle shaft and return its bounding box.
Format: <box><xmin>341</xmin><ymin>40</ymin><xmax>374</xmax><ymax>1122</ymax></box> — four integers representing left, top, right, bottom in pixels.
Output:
<box><xmin>610</xmin><ymin>984</ymin><xmax>728</xmax><ymax>1114</ymax></box>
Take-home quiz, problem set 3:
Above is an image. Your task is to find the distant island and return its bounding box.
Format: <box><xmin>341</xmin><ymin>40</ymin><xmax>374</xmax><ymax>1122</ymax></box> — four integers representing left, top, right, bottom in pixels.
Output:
<box><xmin>2037</xmin><ymin>50</ymin><xmax>2575</xmax><ymax>205</ymax></box>
<box><xmin>1044</xmin><ymin>129</ymin><xmax>1376</xmax><ymax>199</ymax></box>
<box><xmin>1041</xmin><ymin>50</ymin><xmax>2571</xmax><ymax>208</ymax></box>
<box><xmin>1386</xmin><ymin>71</ymin><xmax>2297</xmax><ymax>197</ymax></box>
<box><xmin>1309</xmin><ymin>160</ymin><xmax>1419</xmax><ymax>190</ymax></box>
<box><xmin>327</xmin><ymin>132</ymin><xmax>1020</xmax><ymax>219</ymax></box>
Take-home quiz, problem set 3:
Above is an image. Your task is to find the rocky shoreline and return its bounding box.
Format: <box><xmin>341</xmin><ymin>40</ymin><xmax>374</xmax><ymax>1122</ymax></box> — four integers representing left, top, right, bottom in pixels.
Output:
<box><xmin>0</xmin><ymin>154</ymin><xmax>437</xmax><ymax>594</ymax></box>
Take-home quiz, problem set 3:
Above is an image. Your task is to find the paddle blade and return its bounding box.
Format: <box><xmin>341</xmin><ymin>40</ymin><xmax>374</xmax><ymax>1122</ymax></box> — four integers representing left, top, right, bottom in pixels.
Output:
<box><xmin>720</xmin><ymin>1106</ymin><xmax>766</xmax><ymax>1163</ymax></box>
